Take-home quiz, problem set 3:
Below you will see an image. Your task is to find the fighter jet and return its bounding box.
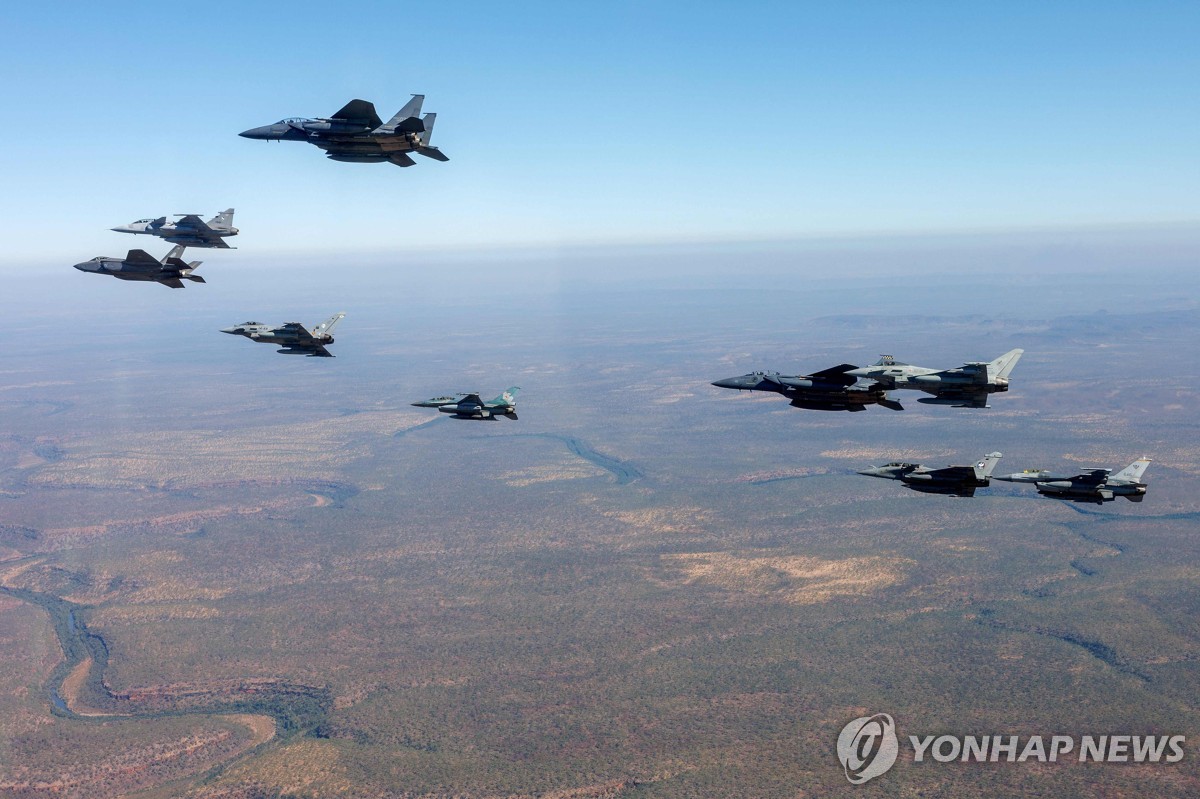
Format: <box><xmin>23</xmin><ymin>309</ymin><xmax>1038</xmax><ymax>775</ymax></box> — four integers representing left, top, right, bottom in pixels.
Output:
<box><xmin>711</xmin><ymin>366</ymin><xmax>904</xmax><ymax>412</ymax></box>
<box><xmin>239</xmin><ymin>96</ymin><xmax>447</xmax><ymax>168</ymax></box>
<box><xmin>412</xmin><ymin>388</ymin><xmax>520</xmax><ymax>420</ymax></box>
<box><xmin>221</xmin><ymin>313</ymin><xmax>345</xmax><ymax>357</ymax></box>
<box><xmin>847</xmin><ymin>349</ymin><xmax>1024</xmax><ymax>408</ymax></box>
<box><xmin>73</xmin><ymin>245</ymin><xmax>204</xmax><ymax>288</ymax></box>
<box><xmin>111</xmin><ymin>209</ymin><xmax>237</xmax><ymax>248</ymax></box>
<box><xmin>857</xmin><ymin>452</ymin><xmax>1003</xmax><ymax>497</ymax></box>
<box><xmin>995</xmin><ymin>458</ymin><xmax>1151</xmax><ymax>503</ymax></box>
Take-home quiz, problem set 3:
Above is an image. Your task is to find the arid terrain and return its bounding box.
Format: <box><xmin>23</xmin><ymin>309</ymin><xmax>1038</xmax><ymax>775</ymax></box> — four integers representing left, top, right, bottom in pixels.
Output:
<box><xmin>1</xmin><ymin>258</ymin><xmax>1198</xmax><ymax>798</ymax></box>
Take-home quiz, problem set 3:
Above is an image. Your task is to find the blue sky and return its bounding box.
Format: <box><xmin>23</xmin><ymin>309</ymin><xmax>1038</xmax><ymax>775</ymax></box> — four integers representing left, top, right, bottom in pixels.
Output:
<box><xmin>1</xmin><ymin>2</ymin><xmax>1197</xmax><ymax>265</ymax></box>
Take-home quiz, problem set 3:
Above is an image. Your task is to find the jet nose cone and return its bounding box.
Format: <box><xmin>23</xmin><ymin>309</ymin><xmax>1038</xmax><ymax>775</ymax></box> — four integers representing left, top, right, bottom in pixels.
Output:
<box><xmin>73</xmin><ymin>261</ymin><xmax>96</xmax><ymax>272</ymax></box>
<box><xmin>239</xmin><ymin>125</ymin><xmax>273</xmax><ymax>139</ymax></box>
<box><xmin>712</xmin><ymin>377</ymin><xmax>747</xmax><ymax>389</ymax></box>
<box><xmin>219</xmin><ymin>327</ymin><xmax>238</xmax><ymax>334</ymax></box>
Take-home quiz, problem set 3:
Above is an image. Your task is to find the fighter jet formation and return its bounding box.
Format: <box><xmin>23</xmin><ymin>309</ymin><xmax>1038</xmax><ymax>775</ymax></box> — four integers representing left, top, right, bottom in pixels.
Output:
<box><xmin>74</xmin><ymin>245</ymin><xmax>205</xmax><ymax>288</ymax></box>
<box><xmin>995</xmin><ymin>458</ymin><xmax>1151</xmax><ymax>503</ymax></box>
<box><xmin>112</xmin><ymin>209</ymin><xmax>238</xmax><ymax>248</ymax></box>
<box><xmin>854</xmin><ymin>453</ymin><xmax>1152</xmax><ymax>502</ymax></box>
<box><xmin>240</xmin><ymin>96</ymin><xmax>448</xmax><ymax>168</ymax></box>
<box><xmin>857</xmin><ymin>452</ymin><xmax>1003</xmax><ymax>497</ymax></box>
<box><xmin>413</xmin><ymin>388</ymin><xmax>520</xmax><ymax>420</ymax></box>
<box><xmin>221</xmin><ymin>313</ymin><xmax>345</xmax><ymax>357</ymax></box>
<box><xmin>63</xmin><ymin>89</ymin><xmax>1156</xmax><ymax>509</ymax></box>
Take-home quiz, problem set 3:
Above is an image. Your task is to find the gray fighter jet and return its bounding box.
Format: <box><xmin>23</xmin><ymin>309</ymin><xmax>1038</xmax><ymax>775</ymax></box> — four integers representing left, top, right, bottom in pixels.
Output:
<box><xmin>239</xmin><ymin>96</ymin><xmax>447</xmax><ymax>168</ymax></box>
<box><xmin>412</xmin><ymin>387</ymin><xmax>520</xmax><ymax>420</ymax></box>
<box><xmin>73</xmin><ymin>245</ymin><xmax>204</xmax><ymax>288</ymax></box>
<box><xmin>112</xmin><ymin>209</ymin><xmax>237</xmax><ymax>248</ymax></box>
<box><xmin>857</xmin><ymin>452</ymin><xmax>1003</xmax><ymax>497</ymax></box>
<box><xmin>712</xmin><ymin>365</ymin><xmax>904</xmax><ymax>412</ymax></box>
<box><xmin>995</xmin><ymin>458</ymin><xmax>1150</xmax><ymax>503</ymax></box>
<box><xmin>847</xmin><ymin>349</ymin><xmax>1024</xmax><ymax>408</ymax></box>
<box><xmin>221</xmin><ymin>313</ymin><xmax>345</xmax><ymax>357</ymax></box>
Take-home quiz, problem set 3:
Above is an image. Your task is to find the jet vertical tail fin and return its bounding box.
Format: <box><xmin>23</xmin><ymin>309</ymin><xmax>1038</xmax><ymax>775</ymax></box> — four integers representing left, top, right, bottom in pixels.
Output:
<box><xmin>420</xmin><ymin>113</ymin><xmax>436</xmax><ymax>145</ymax></box>
<box><xmin>379</xmin><ymin>94</ymin><xmax>425</xmax><ymax>132</ymax></box>
<box><xmin>491</xmin><ymin>386</ymin><xmax>520</xmax><ymax>406</ymax></box>
<box><xmin>988</xmin><ymin>349</ymin><xmax>1024</xmax><ymax>382</ymax></box>
<box><xmin>207</xmin><ymin>208</ymin><xmax>235</xmax><ymax>231</ymax></box>
<box><xmin>162</xmin><ymin>244</ymin><xmax>187</xmax><ymax>264</ymax></box>
<box><xmin>312</xmin><ymin>312</ymin><xmax>346</xmax><ymax>338</ymax></box>
<box><xmin>975</xmin><ymin>452</ymin><xmax>1003</xmax><ymax>480</ymax></box>
<box><xmin>1112</xmin><ymin>458</ymin><xmax>1151</xmax><ymax>483</ymax></box>
<box><xmin>415</xmin><ymin>113</ymin><xmax>449</xmax><ymax>161</ymax></box>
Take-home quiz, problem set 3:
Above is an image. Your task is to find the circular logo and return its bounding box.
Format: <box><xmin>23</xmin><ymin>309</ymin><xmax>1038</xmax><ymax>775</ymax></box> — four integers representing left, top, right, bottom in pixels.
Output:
<box><xmin>837</xmin><ymin>713</ymin><xmax>899</xmax><ymax>784</ymax></box>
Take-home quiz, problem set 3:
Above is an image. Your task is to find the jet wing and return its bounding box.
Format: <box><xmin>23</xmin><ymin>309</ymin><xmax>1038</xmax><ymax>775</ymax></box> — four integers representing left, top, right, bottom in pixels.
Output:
<box><xmin>124</xmin><ymin>249</ymin><xmax>164</xmax><ymax>272</ymax></box>
<box><xmin>331</xmin><ymin>99</ymin><xmax>383</xmax><ymax>128</ymax></box>
<box><xmin>167</xmin><ymin>214</ymin><xmax>228</xmax><ymax>246</ymax></box>
<box><xmin>158</xmin><ymin>277</ymin><xmax>186</xmax><ymax>289</ymax></box>
<box><xmin>917</xmin><ymin>388</ymin><xmax>990</xmax><ymax>408</ymax></box>
<box><xmin>808</xmin><ymin>363</ymin><xmax>861</xmax><ymax>386</ymax></box>
<box><xmin>308</xmin><ymin>344</ymin><xmax>333</xmax><ymax>357</ymax></box>
<box><xmin>931</xmin><ymin>466</ymin><xmax>976</xmax><ymax>481</ymax></box>
<box><xmin>1067</xmin><ymin>469</ymin><xmax>1111</xmax><ymax>485</ymax></box>
<box><xmin>286</xmin><ymin>323</ymin><xmax>317</xmax><ymax>344</ymax></box>
<box><xmin>171</xmin><ymin>214</ymin><xmax>208</xmax><ymax>233</ymax></box>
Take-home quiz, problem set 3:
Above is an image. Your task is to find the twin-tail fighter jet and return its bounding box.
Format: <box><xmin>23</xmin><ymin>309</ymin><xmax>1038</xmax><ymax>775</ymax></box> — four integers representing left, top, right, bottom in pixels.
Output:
<box><xmin>711</xmin><ymin>365</ymin><xmax>904</xmax><ymax>412</ymax></box>
<box><xmin>221</xmin><ymin>313</ymin><xmax>345</xmax><ymax>357</ymax></box>
<box><xmin>73</xmin><ymin>245</ymin><xmax>204</xmax><ymax>288</ymax></box>
<box><xmin>847</xmin><ymin>349</ymin><xmax>1024</xmax><ymax>408</ymax></box>
<box><xmin>995</xmin><ymin>458</ymin><xmax>1151</xmax><ymax>503</ymax></box>
<box><xmin>240</xmin><ymin>95</ymin><xmax>447</xmax><ymax>168</ymax></box>
<box><xmin>413</xmin><ymin>388</ymin><xmax>520</xmax><ymax>420</ymax></box>
<box><xmin>112</xmin><ymin>209</ymin><xmax>237</xmax><ymax>248</ymax></box>
<box><xmin>857</xmin><ymin>452</ymin><xmax>1003</xmax><ymax>497</ymax></box>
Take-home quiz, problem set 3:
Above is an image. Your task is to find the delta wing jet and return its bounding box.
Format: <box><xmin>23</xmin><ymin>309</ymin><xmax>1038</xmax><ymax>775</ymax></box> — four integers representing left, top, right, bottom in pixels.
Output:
<box><xmin>857</xmin><ymin>452</ymin><xmax>1003</xmax><ymax>497</ymax></box>
<box><xmin>73</xmin><ymin>245</ymin><xmax>204</xmax><ymax>288</ymax></box>
<box><xmin>712</xmin><ymin>365</ymin><xmax>903</xmax><ymax>412</ymax></box>
<box><xmin>221</xmin><ymin>313</ymin><xmax>345</xmax><ymax>357</ymax></box>
<box><xmin>995</xmin><ymin>458</ymin><xmax>1150</xmax><ymax>503</ymax></box>
<box><xmin>112</xmin><ymin>209</ymin><xmax>237</xmax><ymax>248</ymax></box>
<box><xmin>413</xmin><ymin>388</ymin><xmax>520</xmax><ymax>420</ymax></box>
<box><xmin>847</xmin><ymin>349</ymin><xmax>1024</xmax><ymax>408</ymax></box>
<box><xmin>240</xmin><ymin>96</ymin><xmax>447</xmax><ymax>168</ymax></box>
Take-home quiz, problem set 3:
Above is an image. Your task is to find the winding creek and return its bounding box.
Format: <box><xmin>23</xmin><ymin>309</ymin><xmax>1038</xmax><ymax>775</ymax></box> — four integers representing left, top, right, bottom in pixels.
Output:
<box><xmin>0</xmin><ymin>582</ymin><xmax>331</xmax><ymax>752</ymax></box>
<box><xmin>502</xmin><ymin>433</ymin><xmax>645</xmax><ymax>484</ymax></box>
